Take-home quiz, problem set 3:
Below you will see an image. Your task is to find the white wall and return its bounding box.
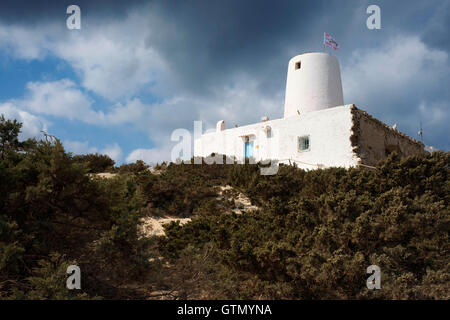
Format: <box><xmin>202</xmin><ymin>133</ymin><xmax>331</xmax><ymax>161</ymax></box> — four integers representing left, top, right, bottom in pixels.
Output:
<box><xmin>194</xmin><ymin>105</ymin><xmax>359</xmax><ymax>170</ymax></box>
<box><xmin>284</xmin><ymin>52</ymin><xmax>344</xmax><ymax>118</ymax></box>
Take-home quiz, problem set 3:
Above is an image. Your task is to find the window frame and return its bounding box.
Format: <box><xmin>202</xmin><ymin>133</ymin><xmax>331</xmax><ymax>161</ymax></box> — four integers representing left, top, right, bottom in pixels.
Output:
<box><xmin>298</xmin><ymin>135</ymin><xmax>310</xmax><ymax>152</ymax></box>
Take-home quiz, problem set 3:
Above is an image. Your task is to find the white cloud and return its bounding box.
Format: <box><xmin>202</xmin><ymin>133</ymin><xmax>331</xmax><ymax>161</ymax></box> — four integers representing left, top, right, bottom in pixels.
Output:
<box><xmin>53</xmin><ymin>31</ymin><xmax>165</xmax><ymax>100</ymax></box>
<box><xmin>0</xmin><ymin>102</ymin><xmax>48</xmax><ymax>140</ymax></box>
<box><xmin>418</xmin><ymin>101</ymin><xmax>448</xmax><ymax>126</ymax></box>
<box><xmin>343</xmin><ymin>35</ymin><xmax>448</xmax><ymax>107</ymax></box>
<box><xmin>5</xmin><ymin>79</ymin><xmax>152</xmax><ymax>127</ymax></box>
<box><xmin>104</xmin><ymin>98</ymin><xmax>148</xmax><ymax>125</ymax></box>
<box><xmin>18</xmin><ymin>79</ymin><xmax>100</xmax><ymax>123</ymax></box>
<box><xmin>125</xmin><ymin>146</ymin><xmax>172</xmax><ymax>165</ymax></box>
<box><xmin>0</xmin><ymin>8</ymin><xmax>166</xmax><ymax>101</ymax></box>
<box><xmin>0</xmin><ymin>23</ymin><xmax>57</xmax><ymax>60</ymax></box>
<box><xmin>64</xmin><ymin>140</ymin><xmax>123</xmax><ymax>163</ymax></box>
<box><xmin>341</xmin><ymin>35</ymin><xmax>450</xmax><ymax>144</ymax></box>
<box><xmin>64</xmin><ymin>140</ymin><xmax>98</xmax><ymax>155</ymax></box>
<box><xmin>0</xmin><ymin>6</ymin><xmax>284</xmax><ymax>155</ymax></box>
<box><xmin>100</xmin><ymin>143</ymin><xmax>123</xmax><ymax>163</ymax></box>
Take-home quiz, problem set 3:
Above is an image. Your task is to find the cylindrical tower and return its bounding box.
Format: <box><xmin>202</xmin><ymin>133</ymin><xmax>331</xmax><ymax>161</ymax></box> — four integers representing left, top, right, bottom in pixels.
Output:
<box><xmin>283</xmin><ymin>52</ymin><xmax>344</xmax><ymax>118</ymax></box>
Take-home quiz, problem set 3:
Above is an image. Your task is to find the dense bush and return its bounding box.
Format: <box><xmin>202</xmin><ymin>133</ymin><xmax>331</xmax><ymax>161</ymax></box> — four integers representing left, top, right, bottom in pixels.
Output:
<box><xmin>116</xmin><ymin>160</ymin><xmax>149</xmax><ymax>175</ymax></box>
<box><xmin>0</xmin><ymin>116</ymin><xmax>153</xmax><ymax>299</ymax></box>
<box><xmin>73</xmin><ymin>153</ymin><xmax>115</xmax><ymax>173</ymax></box>
<box><xmin>139</xmin><ymin>159</ymin><xmax>233</xmax><ymax>217</ymax></box>
<box><xmin>160</xmin><ymin>152</ymin><xmax>449</xmax><ymax>299</ymax></box>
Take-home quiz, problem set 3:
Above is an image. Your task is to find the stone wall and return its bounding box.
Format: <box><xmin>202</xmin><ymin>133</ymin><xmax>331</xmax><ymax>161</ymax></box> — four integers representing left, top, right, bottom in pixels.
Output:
<box><xmin>350</xmin><ymin>105</ymin><xmax>426</xmax><ymax>166</ymax></box>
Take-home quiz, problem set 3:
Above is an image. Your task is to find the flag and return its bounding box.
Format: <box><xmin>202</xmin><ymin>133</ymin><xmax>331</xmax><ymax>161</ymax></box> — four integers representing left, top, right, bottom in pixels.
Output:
<box><xmin>324</xmin><ymin>32</ymin><xmax>339</xmax><ymax>50</ymax></box>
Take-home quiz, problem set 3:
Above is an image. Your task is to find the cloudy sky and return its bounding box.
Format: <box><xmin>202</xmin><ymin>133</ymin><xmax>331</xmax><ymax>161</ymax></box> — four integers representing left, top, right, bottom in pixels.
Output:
<box><xmin>0</xmin><ymin>0</ymin><xmax>448</xmax><ymax>164</ymax></box>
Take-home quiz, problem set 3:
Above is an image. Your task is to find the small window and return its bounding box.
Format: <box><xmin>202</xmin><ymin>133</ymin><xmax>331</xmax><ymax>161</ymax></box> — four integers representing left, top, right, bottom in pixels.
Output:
<box><xmin>295</xmin><ymin>61</ymin><xmax>301</xmax><ymax>70</ymax></box>
<box><xmin>298</xmin><ymin>136</ymin><xmax>310</xmax><ymax>151</ymax></box>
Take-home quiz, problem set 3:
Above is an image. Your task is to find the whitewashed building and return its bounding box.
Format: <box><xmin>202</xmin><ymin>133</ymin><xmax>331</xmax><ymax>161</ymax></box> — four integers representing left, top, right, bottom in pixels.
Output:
<box><xmin>194</xmin><ymin>52</ymin><xmax>426</xmax><ymax>169</ymax></box>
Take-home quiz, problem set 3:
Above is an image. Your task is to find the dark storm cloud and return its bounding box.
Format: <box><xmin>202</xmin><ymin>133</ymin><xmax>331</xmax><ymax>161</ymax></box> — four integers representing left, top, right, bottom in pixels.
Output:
<box><xmin>0</xmin><ymin>0</ymin><xmax>147</xmax><ymax>23</ymax></box>
<box><xmin>144</xmin><ymin>0</ymin><xmax>361</xmax><ymax>96</ymax></box>
<box><xmin>1</xmin><ymin>0</ymin><xmax>447</xmax><ymax>71</ymax></box>
<box><xmin>421</xmin><ymin>1</ymin><xmax>450</xmax><ymax>52</ymax></box>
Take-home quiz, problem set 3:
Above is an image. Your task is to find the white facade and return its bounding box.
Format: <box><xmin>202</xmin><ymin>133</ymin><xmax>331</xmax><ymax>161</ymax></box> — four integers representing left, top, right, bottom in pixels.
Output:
<box><xmin>195</xmin><ymin>105</ymin><xmax>359</xmax><ymax>169</ymax></box>
<box><xmin>284</xmin><ymin>52</ymin><xmax>343</xmax><ymax>118</ymax></box>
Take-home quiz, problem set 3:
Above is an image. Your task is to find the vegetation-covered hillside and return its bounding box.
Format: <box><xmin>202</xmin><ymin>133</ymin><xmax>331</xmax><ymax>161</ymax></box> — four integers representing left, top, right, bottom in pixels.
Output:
<box><xmin>0</xmin><ymin>115</ymin><xmax>448</xmax><ymax>299</ymax></box>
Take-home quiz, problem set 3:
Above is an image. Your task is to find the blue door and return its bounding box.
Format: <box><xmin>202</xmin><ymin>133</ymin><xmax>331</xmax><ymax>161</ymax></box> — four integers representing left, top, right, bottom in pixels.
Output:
<box><xmin>245</xmin><ymin>141</ymin><xmax>254</xmax><ymax>158</ymax></box>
